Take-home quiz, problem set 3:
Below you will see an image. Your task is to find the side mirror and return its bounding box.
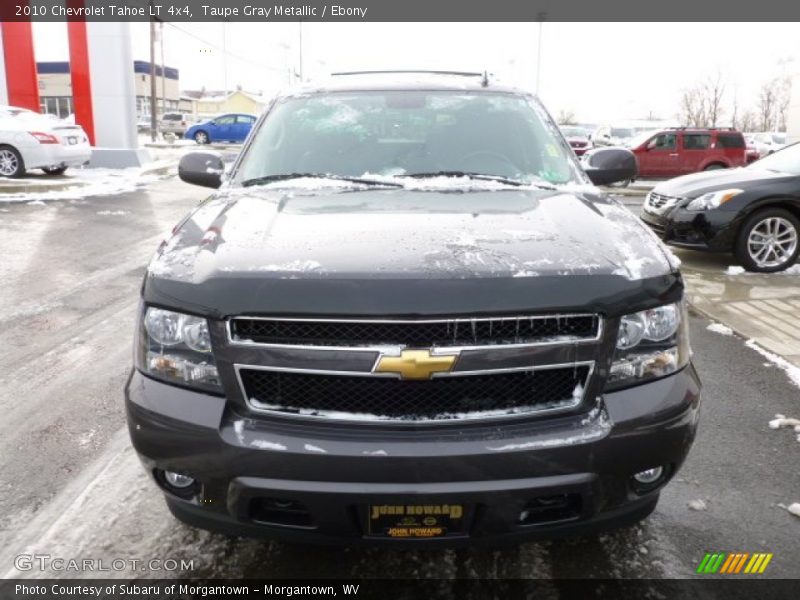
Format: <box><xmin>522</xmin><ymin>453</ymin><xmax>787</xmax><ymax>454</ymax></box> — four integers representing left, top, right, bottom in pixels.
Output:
<box><xmin>582</xmin><ymin>147</ymin><xmax>638</xmax><ymax>186</ymax></box>
<box><xmin>178</xmin><ymin>151</ymin><xmax>224</xmax><ymax>189</ymax></box>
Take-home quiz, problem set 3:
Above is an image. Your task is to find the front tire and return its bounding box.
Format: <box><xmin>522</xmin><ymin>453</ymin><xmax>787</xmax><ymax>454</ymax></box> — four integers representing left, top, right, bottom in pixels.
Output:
<box><xmin>42</xmin><ymin>166</ymin><xmax>68</xmax><ymax>176</ymax></box>
<box><xmin>0</xmin><ymin>145</ymin><xmax>25</xmax><ymax>178</ymax></box>
<box><xmin>194</xmin><ymin>131</ymin><xmax>209</xmax><ymax>144</ymax></box>
<box><xmin>704</xmin><ymin>163</ymin><xmax>726</xmax><ymax>171</ymax></box>
<box><xmin>735</xmin><ymin>208</ymin><xmax>800</xmax><ymax>272</ymax></box>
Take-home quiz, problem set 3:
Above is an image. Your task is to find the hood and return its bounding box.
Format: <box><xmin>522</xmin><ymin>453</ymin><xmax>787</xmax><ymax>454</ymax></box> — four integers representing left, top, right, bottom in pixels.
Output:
<box><xmin>653</xmin><ymin>166</ymin><xmax>794</xmax><ymax>198</ymax></box>
<box><xmin>144</xmin><ymin>185</ymin><xmax>678</xmax><ymax>317</ymax></box>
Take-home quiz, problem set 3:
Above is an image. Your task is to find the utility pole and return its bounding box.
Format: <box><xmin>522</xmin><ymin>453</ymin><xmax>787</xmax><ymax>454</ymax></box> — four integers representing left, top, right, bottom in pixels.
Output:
<box><xmin>298</xmin><ymin>22</ymin><xmax>303</xmax><ymax>82</ymax></box>
<box><xmin>159</xmin><ymin>23</ymin><xmax>166</xmax><ymax>116</ymax></box>
<box><xmin>149</xmin><ymin>10</ymin><xmax>157</xmax><ymax>141</ymax></box>
<box><xmin>222</xmin><ymin>22</ymin><xmax>228</xmax><ymax>97</ymax></box>
<box><xmin>535</xmin><ymin>12</ymin><xmax>546</xmax><ymax>95</ymax></box>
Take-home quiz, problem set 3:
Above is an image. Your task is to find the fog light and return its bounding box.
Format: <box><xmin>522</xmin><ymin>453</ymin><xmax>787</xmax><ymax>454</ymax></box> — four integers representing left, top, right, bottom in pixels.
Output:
<box><xmin>633</xmin><ymin>466</ymin><xmax>664</xmax><ymax>485</ymax></box>
<box><xmin>164</xmin><ymin>471</ymin><xmax>195</xmax><ymax>489</ymax></box>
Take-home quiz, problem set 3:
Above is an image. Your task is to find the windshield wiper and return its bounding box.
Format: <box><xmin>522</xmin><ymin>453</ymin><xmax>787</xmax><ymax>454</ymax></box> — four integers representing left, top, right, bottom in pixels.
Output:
<box><xmin>241</xmin><ymin>173</ymin><xmax>403</xmax><ymax>188</ymax></box>
<box><xmin>403</xmin><ymin>171</ymin><xmax>555</xmax><ymax>189</ymax></box>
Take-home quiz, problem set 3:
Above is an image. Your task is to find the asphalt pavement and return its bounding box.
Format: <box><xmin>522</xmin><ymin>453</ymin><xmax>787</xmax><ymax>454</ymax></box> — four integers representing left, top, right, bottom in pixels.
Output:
<box><xmin>0</xmin><ymin>181</ymin><xmax>798</xmax><ymax>582</ymax></box>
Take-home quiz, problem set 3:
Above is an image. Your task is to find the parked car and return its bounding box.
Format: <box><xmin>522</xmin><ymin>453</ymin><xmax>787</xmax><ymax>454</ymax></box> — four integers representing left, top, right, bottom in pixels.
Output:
<box><xmin>559</xmin><ymin>125</ymin><xmax>592</xmax><ymax>156</ymax></box>
<box><xmin>127</xmin><ymin>71</ymin><xmax>700</xmax><ymax>545</ymax></box>
<box><xmin>592</xmin><ymin>125</ymin><xmax>636</xmax><ymax>147</ymax></box>
<box><xmin>0</xmin><ymin>105</ymin><xmax>91</xmax><ymax>178</ymax></box>
<box><xmin>746</xmin><ymin>132</ymin><xmax>786</xmax><ymax>157</ymax></box>
<box><xmin>641</xmin><ymin>142</ymin><xmax>800</xmax><ymax>272</ymax></box>
<box><xmin>626</xmin><ymin>128</ymin><xmax>746</xmax><ymax>178</ymax></box>
<box><xmin>185</xmin><ymin>113</ymin><xmax>257</xmax><ymax>144</ymax></box>
<box><xmin>745</xmin><ymin>139</ymin><xmax>761</xmax><ymax>164</ymax></box>
<box><xmin>160</xmin><ymin>112</ymin><xmax>194</xmax><ymax>137</ymax></box>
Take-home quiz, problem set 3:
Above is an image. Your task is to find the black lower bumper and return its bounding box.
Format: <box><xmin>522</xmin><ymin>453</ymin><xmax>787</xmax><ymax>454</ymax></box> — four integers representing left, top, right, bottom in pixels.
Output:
<box><xmin>125</xmin><ymin>366</ymin><xmax>701</xmax><ymax>545</ymax></box>
<box><xmin>640</xmin><ymin>208</ymin><xmax>740</xmax><ymax>252</ymax></box>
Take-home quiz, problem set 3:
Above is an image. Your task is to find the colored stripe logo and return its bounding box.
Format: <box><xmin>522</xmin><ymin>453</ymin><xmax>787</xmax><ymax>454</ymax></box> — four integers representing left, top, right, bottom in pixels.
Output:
<box><xmin>696</xmin><ymin>552</ymin><xmax>773</xmax><ymax>574</ymax></box>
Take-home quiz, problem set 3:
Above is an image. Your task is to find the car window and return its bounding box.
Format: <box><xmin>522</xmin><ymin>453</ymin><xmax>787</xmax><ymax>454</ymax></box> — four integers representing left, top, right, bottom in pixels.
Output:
<box><xmin>610</xmin><ymin>128</ymin><xmax>634</xmax><ymax>138</ymax></box>
<box><xmin>236</xmin><ymin>115</ymin><xmax>255</xmax><ymax>124</ymax></box>
<box><xmin>717</xmin><ymin>133</ymin><xmax>745</xmax><ymax>149</ymax></box>
<box><xmin>683</xmin><ymin>134</ymin><xmax>711</xmax><ymax>149</ymax></box>
<box><xmin>236</xmin><ymin>91</ymin><xmax>583</xmax><ymax>185</ymax></box>
<box><xmin>651</xmin><ymin>133</ymin><xmax>676</xmax><ymax>150</ymax></box>
<box><xmin>748</xmin><ymin>142</ymin><xmax>800</xmax><ymax>175</ymax></box>
<box><xmin>215</xmin><ymin>115</ymin><xmax>235</xmax><ymax>125</ymax></box>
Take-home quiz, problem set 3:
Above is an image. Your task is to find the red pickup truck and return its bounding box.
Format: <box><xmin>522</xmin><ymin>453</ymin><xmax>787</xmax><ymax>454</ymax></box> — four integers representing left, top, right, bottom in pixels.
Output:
<box><xmin>627</xmin><ymin>128</ymin><xmax>747</xmax><ymax>178</ymax></box>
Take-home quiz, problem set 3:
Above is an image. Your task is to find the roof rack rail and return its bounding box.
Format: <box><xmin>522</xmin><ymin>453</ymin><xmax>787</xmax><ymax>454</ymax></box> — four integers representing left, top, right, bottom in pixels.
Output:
<box><xmin>330</xmin><ymin>70</ymin><xmax>491</xmax><ymax>87</ymax></box>
<box><xmin>665</xmin><ymin>126</ymin><xmax>738</xmax><ymax>131</ymax></box>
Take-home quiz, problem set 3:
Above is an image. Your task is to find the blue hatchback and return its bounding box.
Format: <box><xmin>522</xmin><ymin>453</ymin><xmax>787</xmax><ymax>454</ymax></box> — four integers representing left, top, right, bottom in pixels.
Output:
<box><xmin>185</xmin><ymin>113</ymin><xmax>258</xmax><ymax>144</ymax></box>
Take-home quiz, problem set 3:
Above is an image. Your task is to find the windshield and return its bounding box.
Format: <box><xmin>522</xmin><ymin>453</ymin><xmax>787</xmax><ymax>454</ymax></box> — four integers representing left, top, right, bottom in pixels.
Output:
<box><xmin>560</xmin><ymin>126</ymin><xmax>587</xmax><ymax>138</ymax></box>
<box><xmin>235</xmin><ymin>91</ymin><xmax>583</xmax><ymax>186</ymax></box>
<box><xmin>610</xmin><ymin>128</ymin><xmax>634</xmax><ymax>138</ymax></box>
<box><xmin>749</xmin><ymin>142</ymin><xmax>800</xmax><ymax>175</ymax></box>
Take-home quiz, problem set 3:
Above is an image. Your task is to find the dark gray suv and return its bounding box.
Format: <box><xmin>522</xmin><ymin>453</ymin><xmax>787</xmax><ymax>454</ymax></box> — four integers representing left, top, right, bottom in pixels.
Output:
<box><xmin>125</xmin><ymin>71</ymin><xmax>700</xmax><ymax>544</ymax></box>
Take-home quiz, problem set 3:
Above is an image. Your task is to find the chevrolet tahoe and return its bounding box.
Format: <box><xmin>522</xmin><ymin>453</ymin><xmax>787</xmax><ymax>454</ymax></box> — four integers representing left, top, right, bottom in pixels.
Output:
<box><xmin>125</xmin><ymin>71</ymin><xmax>701</xmax><ymax>545</ymax></box>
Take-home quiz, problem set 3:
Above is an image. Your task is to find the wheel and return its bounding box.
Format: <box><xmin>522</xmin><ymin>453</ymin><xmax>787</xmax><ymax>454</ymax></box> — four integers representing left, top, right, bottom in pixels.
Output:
<box><xmin>42</xmin><ymin>166</ymin><xmax>68</xmax><ymax>176</ymax></box>
<box><xmin>0</xmin><ymin>145</ymin><xmax>25</xmax><ymax>178</ymax></box>
<box><xmin>194</xmin><ymin>131</ymin><xmax>209</xmax><ymax>144</ymax></box>
<box><xmin>735</xmin><ymin>208</ymin><xmax>800</xmax><ymax>272</ymax></box>
<box><xmin>704</xmin><ymin>163</ymin><xmax>726</xmax><ymax>171</ymax></box>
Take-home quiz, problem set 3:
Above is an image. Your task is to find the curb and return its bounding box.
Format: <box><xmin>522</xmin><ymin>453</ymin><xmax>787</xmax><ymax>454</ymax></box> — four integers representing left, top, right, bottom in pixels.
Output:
<box><xmin>0</xmin><ymin>179</ymin><xmax>89</xmax><ymax>194</ymax></box>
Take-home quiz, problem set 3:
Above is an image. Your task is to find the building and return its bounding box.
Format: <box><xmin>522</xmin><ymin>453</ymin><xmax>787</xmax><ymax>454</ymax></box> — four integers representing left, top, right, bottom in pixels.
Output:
<box><xmin>182</xmin><ymin>89</ymin><xmax>272</xmax><ymax>119</ymax></box>
<box><xmin>37</xmin><ymin>60</ymin><xmax>180</xmax><ymax>121</ymax></box>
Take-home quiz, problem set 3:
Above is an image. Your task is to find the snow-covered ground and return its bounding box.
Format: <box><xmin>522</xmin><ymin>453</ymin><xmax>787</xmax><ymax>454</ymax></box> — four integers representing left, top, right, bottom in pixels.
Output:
<box><xmin>726</xmin><ymin>264</ymin><xmax>800</xmax><ymax>275</ymax></box>
<box><xmin>0</xmin><ymin>165</ymin><xmax>173</xmax><ymax>204</ymax></box>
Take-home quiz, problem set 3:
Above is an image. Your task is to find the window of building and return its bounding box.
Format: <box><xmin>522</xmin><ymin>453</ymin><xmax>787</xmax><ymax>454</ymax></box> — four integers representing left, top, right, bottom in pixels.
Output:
<box><xmin>40</xmin><ymin>96</ymin><xmax>73</xmax><ymax>119</ymax></box>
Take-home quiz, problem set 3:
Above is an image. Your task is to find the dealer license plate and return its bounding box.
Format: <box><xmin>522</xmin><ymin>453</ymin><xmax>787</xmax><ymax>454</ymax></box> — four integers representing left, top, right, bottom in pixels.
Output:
<box><xmin>367</xmin><ymin>503</ymin><xmax>467</xmax><ymax>538</ymax></box>
<box><xmin>67</xmin><ymin>137</ymin><xmax>78</xmax><ymax>145</ymax></box>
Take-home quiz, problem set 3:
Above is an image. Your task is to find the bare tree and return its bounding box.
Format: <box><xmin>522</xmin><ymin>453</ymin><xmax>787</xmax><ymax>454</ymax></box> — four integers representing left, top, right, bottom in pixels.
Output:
<box><xmin>679</xmin><ymin>84</ymin><xmax>707</xmax><ymax>127</ymax></box>
<box><xmin>777</xmin><ymin>76</ymin><xmax>792</xmax><ymax>131</ymax></box>
<box><xmin>738</xmin><ymin>110</ymin><xmax>757</xmax><ymax>133</ymax></box>
<box><xmin>703</xmin><ymin>71</ymin><xmax>726</xmax><ymax>127</ymax></box>
<box><xmin>757</xmin><ymin>79</ymin><xmax>780</xmax><ymax>131</ymax></box>
<box><xmin>557</xmin><ymin>109</ymin><xmax>577</xmax><ymax>125</ymax></box>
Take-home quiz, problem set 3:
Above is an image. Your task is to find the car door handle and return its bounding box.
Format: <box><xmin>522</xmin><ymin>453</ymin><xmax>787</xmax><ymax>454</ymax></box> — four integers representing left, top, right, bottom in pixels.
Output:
<box><xmin>669</xmin><ymin>153</ymin><xmax>679</xmax><ymax>157</ymax></box>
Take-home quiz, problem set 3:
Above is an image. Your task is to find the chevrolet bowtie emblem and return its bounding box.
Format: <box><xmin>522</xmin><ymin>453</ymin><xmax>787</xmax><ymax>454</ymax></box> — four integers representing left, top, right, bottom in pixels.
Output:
<box><xmin>374</xmin><ymin>349</ymin><xmax>457</xmax><ymax>380</ymax></box>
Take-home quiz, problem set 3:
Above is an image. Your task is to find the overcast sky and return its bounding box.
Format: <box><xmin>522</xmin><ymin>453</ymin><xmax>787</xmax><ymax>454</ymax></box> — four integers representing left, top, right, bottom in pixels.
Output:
<box><xmin>31</xmin><ymin>22</ymin><xmax>799</xmax><ymax>123</ymax></box>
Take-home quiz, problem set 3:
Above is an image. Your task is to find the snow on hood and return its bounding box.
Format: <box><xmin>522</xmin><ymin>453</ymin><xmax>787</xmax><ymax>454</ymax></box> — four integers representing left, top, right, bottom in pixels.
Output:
<box><xmin>147</xmin><ymin>186</ymin><xmax>673</xmax><ymax>286</ymax></box>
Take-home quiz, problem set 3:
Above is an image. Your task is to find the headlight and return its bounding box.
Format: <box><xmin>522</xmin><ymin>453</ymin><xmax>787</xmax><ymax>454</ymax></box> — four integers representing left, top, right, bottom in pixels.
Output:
<box><xmin>685</xmin><ymin>189</ymin><xmax>742</xmax><ymax>211</ymax></box>
<box><xmin>136</xmin><ymin>306</ymin><xmax>221</xmax><ymax>393</ymax></box>
<box><xmin>605</xmin><ymin>301</ymin><xmax>690</xmax><ymax>391</ymax></box>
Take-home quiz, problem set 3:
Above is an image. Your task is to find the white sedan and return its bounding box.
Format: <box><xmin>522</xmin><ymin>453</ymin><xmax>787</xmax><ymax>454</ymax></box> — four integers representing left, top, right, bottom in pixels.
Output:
<box><xmin>0</xmin><ymin>105</ymin><xmax>91</xmax><ymax>178</ymax></box>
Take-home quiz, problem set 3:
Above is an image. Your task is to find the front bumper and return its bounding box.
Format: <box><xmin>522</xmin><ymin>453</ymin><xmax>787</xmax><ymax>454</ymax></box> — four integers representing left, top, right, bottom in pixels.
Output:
<box><xmin>641</xmin><ymin>207</ymin><xmax>740</xmax><ymax>252</ymax></box>
<box><xmin>125</xmin><ymin>366</ymin><xmax>701</xmax><ymax>545</ymax></box>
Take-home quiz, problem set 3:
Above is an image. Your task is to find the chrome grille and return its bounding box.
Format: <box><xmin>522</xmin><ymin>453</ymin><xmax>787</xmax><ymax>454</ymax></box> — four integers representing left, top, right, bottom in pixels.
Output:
<box><xmin>646</xmin><ymin>192</ymin><xmax>682</xmax><ymax>214</ymax></box>
<box><xmin>227</xmin><ymin>313</ymin><xmax>603</xmax><ymax>423</ymax></box>
<box><xmin>238</xmin><ymin>364</ymin><xmax>592</xmax><ymax>422</ymax></box>
<box><xmin>229</xmin><ymin>314</ymin><xmax>601</xmax><ymax>348</ymax></box>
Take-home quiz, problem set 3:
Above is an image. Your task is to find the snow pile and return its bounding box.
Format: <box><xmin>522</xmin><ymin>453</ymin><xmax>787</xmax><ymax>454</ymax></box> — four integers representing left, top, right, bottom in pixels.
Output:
<box><xmin>0</xmin><ymin>166</ymin><xmax>166</xmax><ymax>203</ymax></box>
<box><xmin>746</xmin><ymin>340</ymin><xmax>800</xmax><ymax>388</ymax></box>
<box><xmin>688</xmin><ymin>499</ymin><xmax>707</xmax><ymax>511</ymax></box>
<box><xmin>726</xmin><ymin>264</ymin><xmax>800</xmax><ymax>276</ymax></box>
<box><xmin>768</xmin><ymin>414</ymin><xmax>800</xmax><ymax>442</ymax></box>
<box><xmin>706</xmin><ymin>322</ymin><xmax>734</xmax><ymax>336</ymax></box>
